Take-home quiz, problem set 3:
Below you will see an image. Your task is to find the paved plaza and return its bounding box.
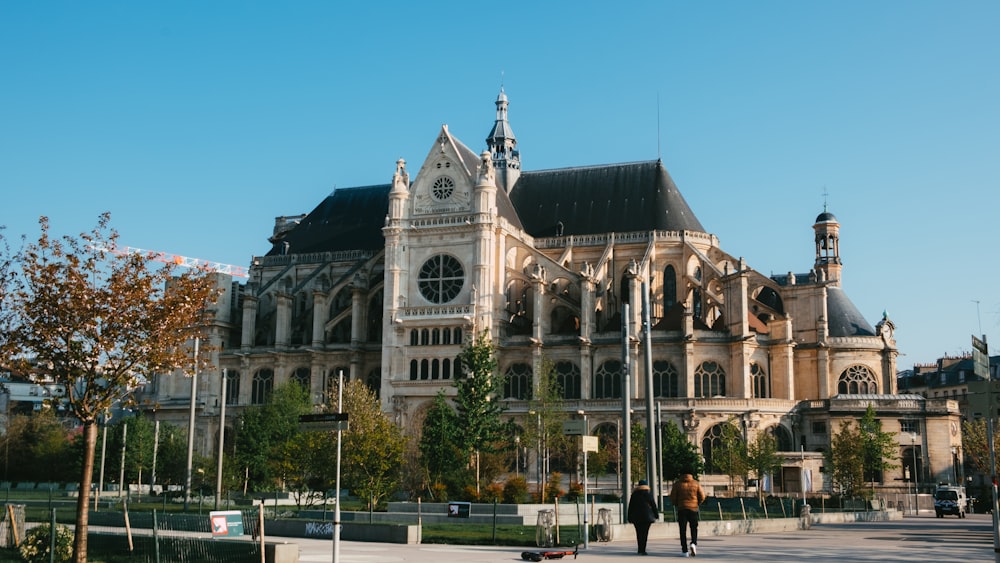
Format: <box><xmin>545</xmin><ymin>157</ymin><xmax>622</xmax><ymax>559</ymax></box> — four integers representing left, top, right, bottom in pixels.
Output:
<box><xmin>288</xmin><ymin>514</ymin><xmax>996</xmax><ymax>562</ymax></box>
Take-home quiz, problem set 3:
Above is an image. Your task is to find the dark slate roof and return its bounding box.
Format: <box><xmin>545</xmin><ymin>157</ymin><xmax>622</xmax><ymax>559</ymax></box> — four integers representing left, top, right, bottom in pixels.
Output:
<box><xmin>496</xmin><ymin>186</ymin><xmax>524</xmax><ymax>230</ymax></box>
<box><xmin>510</xmin><ymin>160</ymin><xmax>706</xmax><ymax>238</ymax></box>
<box><xmin>826</xmin><ymin>287</ymin><xmax>876</xmax><ymax>337</ymax></box>
<box><xmin>815</xmin><ymin>211</ymin><xmax>837</xmax><ymax>223</ymax></box>
<box><xmin>266</xmin><ymin>185</ymin><xmax>390</xmax><ymax>256</ymax></box>
<box><xmin>270</xmin><ymin>159</ymin><xmax>704</xmax><ymax>255</ymax></box>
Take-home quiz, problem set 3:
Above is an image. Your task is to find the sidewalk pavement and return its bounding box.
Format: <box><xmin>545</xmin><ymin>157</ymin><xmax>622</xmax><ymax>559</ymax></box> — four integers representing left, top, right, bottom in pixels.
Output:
<box><xmin>290</xmin><ymin>514</ymin><xmax>995</xmax><ymax>562</ymax></box>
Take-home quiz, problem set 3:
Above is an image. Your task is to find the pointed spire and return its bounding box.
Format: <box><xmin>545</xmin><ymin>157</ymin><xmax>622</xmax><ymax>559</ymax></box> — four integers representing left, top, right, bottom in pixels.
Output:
<box><xmin>486</xmin><ymin>86</ymin><xmax>520</xmax><ymax>193</ymax></box>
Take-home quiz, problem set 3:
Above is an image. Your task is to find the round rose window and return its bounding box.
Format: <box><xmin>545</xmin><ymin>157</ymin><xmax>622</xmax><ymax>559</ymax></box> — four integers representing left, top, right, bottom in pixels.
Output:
<box><xmin>418</xmin><ymin>255</ymin><xmax>464</xmax><ymax>303</ymax></box>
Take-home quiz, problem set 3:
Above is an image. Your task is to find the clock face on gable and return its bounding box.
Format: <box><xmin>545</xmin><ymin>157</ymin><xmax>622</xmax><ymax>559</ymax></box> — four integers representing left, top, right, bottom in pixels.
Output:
<box><xmin>431</xmin><ymin>176</ymin><xmax>455</xmax><ymax>201</ymax></box>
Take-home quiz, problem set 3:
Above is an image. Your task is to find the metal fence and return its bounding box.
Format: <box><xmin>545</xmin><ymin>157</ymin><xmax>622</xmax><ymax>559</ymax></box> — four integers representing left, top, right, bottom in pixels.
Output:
<box><xmin>6</xmin><ymin>503</ymin><xmax>266</xmax><ymax>563</ymax></box>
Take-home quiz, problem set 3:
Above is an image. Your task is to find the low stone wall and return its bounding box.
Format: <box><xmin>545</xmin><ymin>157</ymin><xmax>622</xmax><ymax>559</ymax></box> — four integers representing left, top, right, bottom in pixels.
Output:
<box><xmin>265</xmin><ymin>519</ymin><xmax>421</xmax><ymax>544</ymax></box>
<box><xmin>382</xmin><ymin>501</ymin><xmax>623</xmax><ymax>526</ymax></box>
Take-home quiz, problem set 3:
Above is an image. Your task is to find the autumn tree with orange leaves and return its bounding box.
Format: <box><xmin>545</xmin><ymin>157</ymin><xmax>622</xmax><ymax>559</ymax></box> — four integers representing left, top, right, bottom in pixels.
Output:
<box><xmin>2</xmin><ymin>214</ymin><xmax>218</xmax><ymax>563</ymax></box>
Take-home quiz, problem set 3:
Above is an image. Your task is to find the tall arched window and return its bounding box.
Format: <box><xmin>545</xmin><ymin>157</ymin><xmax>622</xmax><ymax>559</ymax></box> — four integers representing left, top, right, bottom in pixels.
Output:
<box><xmin>367</xmin><ymin>288</ymin><xmax>383</xmax><ymax>343</ymax></box>
<box><xmin>292</xmin><ymin>367</ymin><xmax>311</xmax><ymax>391</ymax></box>
<box><xmin>751</xmin><ymin>363</ymin><xmax>769</xmax><ymax>398</ymax></box>
<box><xmin>768</xmin><ymin>425</ymin><xmax>794</xmax><ymax>452</ymax></box>
<box><xmin>694</xmin><ymin>361</ymin><xmax>726</xmax><ymax>398</ymax></box>
<box><xmin>366</xmin><ymin>369</ymin><xmax>380</xmax><ymax>399</ymax></box>
<box><xmin>663</xmin><ymin>265</ymin><xmax>677</xmax><ymax>309</ymax></box>
<box><xmin>620</xmin><ymin>273</ymin><xmax>632</xmax><ymax>304</ymax></box>
<box><xmin>225</xmin><ymin>370</ymin><xmax>241</xmax><ymax>405</ymax></box>
<box><xmin>837</xmin><ymin>365</ymin><xmax>878</xmax><ymax>395</ymax></box>
<box><xmin>251</xmin><ymin>368</ymin><xmax>274</xmax><ymax>404</ymax></box>
<box><xmin>593</xmin><ymin>360</ymin><xmax>622</xmax><ymax>399</ymax></box>
<box><xmin>555</xmin><ymin>361</ymin><xmax>581</xmax><ymax>400</ymax></box>
<box><xmin>325</xmin><ymin>367</ymin><xmax>349</xmax><ymax>399</ymax></box>
<box><xmin>504</xmin><ymin>363</ymin><xmax>533</xmax><ymax>400</ymax></box>
<box><xmin>653</xmin><ymin>360</ymin><xmax>679</xmax><ymax>398</ymax></box>
<box><xmin>410</xmin><ymin>360</ymin><xmax>418</xmax><ymax>380</ymax></box>
<box><xmin>702</xmin><ymin>424</ymin><xmax>728</xmax><ymax>475</ymax></box>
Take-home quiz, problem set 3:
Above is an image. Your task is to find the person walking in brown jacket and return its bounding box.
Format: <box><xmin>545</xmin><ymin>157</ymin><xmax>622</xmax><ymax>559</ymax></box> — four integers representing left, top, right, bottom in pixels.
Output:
<box><xmin>669</xmin><ymin>472</ymin><xmax>707</xmax><ymax>557</ymax></box>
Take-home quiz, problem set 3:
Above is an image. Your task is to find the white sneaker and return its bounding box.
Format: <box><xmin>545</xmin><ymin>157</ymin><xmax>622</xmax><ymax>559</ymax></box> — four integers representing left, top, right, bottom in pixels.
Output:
<box><xmin>690</xmin><ymin>544</ymin><xmax>697</xmax><ymax>557</ymax></box>
<box><xmin>682</xmin><ymin>552</ymin><xmax>689</xmax><ymax>557</ymax></box>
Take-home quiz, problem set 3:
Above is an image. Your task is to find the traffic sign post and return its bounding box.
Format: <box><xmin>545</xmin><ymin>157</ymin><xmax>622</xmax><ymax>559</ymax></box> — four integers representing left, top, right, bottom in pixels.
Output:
<box><xmin>298</xmin><ymin>412</ymin><xmax>349</xmax><ymax>432</ymax></box>
<box><xmin>973</xmin><ymin>334</ymin><xmax>999</xmax><ymax>563</ymax></box>
<box><xmin>562</xmin><ymin>420</ymin><xmax>586</xmax><ymax>436</ymax></box>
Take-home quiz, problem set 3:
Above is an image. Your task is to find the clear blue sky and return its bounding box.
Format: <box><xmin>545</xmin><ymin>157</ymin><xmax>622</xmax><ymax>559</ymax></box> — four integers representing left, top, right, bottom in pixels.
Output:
<box><xmin>2</xmin><ymin>1</ymin><xmax>997</xmax><ymax>368</ymax></box>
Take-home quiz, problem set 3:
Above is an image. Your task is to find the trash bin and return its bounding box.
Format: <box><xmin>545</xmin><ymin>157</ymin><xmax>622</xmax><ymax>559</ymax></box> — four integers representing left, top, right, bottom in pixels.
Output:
<box><xmin>595</xmin><ymin>508</ymin><xmax>613</xmax><ymax>542</ymax></box>
<box><xmin>535</xmin><ymin>509</ymin><xmax>555</xmax><ymax>547</ymax></box>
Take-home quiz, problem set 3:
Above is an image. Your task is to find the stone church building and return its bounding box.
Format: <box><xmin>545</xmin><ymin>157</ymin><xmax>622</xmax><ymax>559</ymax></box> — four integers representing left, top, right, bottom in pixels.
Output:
<box><xmin>140</xmin><ymin>89</ymin><xmax>961</xmax><ymax>496</ymax></box>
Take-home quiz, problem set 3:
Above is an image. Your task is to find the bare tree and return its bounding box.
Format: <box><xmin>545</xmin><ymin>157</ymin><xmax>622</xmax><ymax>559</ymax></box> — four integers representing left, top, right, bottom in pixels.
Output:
<box><xmin>5</xmin><ymin>214</ymin><xmax>218</xmax><ymax>563</ymax></box>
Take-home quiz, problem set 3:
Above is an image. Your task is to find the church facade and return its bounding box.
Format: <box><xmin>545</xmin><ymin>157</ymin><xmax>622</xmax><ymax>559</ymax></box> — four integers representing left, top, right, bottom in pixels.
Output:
<box><xmin>140</xmin><ymin>90</ymin><xmax>961</xmax><ymax>495</ymax></box>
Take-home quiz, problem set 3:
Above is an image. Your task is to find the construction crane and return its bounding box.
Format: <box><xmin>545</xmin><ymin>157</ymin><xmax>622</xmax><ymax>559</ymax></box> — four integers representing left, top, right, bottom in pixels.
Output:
<box><xmin>104</xmin><ymin>245</ymin><xmax>249</xmax><ymax>278</ymax></box>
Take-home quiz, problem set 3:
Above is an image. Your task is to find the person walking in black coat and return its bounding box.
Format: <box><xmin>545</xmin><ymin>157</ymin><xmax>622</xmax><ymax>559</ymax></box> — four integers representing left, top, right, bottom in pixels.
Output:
<box><xmin>627</xmin><ymin>479</ymin><xmax>659</xmax><ymax>555</ymax></box>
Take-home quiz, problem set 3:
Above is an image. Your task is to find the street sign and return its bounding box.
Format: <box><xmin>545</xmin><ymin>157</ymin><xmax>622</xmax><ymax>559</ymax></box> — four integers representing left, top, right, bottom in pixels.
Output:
<box><xmin>973</xmin><ymin>335</ymin><xmax>989</xmax><ymax>379</ymax></box>
<box><xmin>581</xmin><ymin>435</ymin><xmax>599</xmax><ymax>453</ymax></box>
<box><xmin>969</xmin><ymin>380</ymin><xmax>1000</xmax><ymax>419</ymax></box>
<box><xmin>298</xmin><ymin>412</ymin><xmax>349</xmax><ymax>431</ymax></box>
<box><xmin>562</xmin><ymin>420</ymin><xmax>586</xmax><ymax>435</ymax></box>
<box><xmin>447</xmin><ymin>501</ymin><xmax>471</xmax><ymax>518</ymax></box>
<box><xmin>209</xmin><ymin>510</ymin><xmax>244</xmax><ymax>537</ymax></box>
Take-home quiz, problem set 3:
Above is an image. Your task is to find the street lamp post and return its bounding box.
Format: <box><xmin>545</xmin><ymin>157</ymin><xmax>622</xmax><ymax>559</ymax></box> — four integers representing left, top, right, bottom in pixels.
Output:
<box><xmin>951</xmin><ymin>446</ymin><xmax>959</xmax><ymax>486</ymax></box>
<box><xmin>515</xmin><ymin>435</ymin><xmax>520</xmax><ymax>478</ymax></box>
<box><xmin>577</xmin><ymin>410</ymin><xmax>589</xmax><ymax>550</ymax></box>
<box><xmin>215</xmin><ymin>368</ymin><xmax>227</xmax><ymax>510</ymax></box>
<box><xmin>530</xmin><ymin>411</ymin><xmax>542</xmax><ymax>501</ymax></box>
<box><xmin>911</xmin><ymin>433</ymin><xmax>918</xmax><ymax>516</ymax></box>
<box><xmin>905</xmin><ymin>466</ymin><xmax>912</xmax><ymax>515</ymax></box>
<box><xmin>185</xmin><ymin>337</ymin><xmax>200</xmax><ymax>511</ymax></box>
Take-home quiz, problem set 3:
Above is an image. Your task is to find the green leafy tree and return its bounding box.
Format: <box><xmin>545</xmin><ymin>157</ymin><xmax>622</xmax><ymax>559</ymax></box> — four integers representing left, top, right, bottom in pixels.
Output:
<box><xmin>337</xmin><ymin>379</ymin><xmax>406</xmax><ymax>509</ymax></box>
<box><xmin>660</xmin><ymin>420</ymin><xmax>703</xmax><ymax>481</ymax></box>
<box><xmin>526</xmin><ymin>358</ymin><xmax>569</xmax><ymax>502</ymax></box>
<box><xmin>631</xmin><ymin>422</ymin><xmax>647</xmax><ymax>481</ymax></box>
<box><xmin>419</xmin><ymin>391</ymin><xmax>466</xmax><ymax>498</ymax></box>
<box><xmin>746</xmin><ymin>432</ymin><xmax>782</xmax><ymax>504</ymax></box>
<box><xmin>0</xmin><ymin>411</ymin><xmax>76</xmax><ymax>483</ymax></box>
<box><xmin>3</xmin><ymin>214</ymin><xmax>218</xmax><ymax>563</ymax></box>
<box><xmin>712</xmin><ymin>419</ymin><xmax>748</xmax><ymax>496</ymax></box>
<box><xmin>454</xmin><ymin>331</ymin><xmax>507</xmax><ymax>494</ymax></box>
<box><xmin>274</xmin><ymin>430</ymin><xmax>336</xmax><ymax>508</ymax></box>
<box><xmin>859</xmin><ymin>404</ymin><xmax>899</xmax><ymax>487</ymax></box>
<box><xmin>826</xmin><ymin>418</ymin><xmax>865</xmax><ymax>497</ymax></box>
<box><xmin>233</xmin><ymin>381</ymin><xmax>310</xmax><ymax>492</ymax></box>
<box><xmin>962</xmin><ymin>418</ymin><xmax>996</xmax><ymax>476</ymax></box>
<box><xmin>148</xmin><ymin>422</ymin><xmax>192</xmax><ymax>487</ymax></box>
<box><xmin>587</xmin><ymin>426</ymin><xmax>615</xmax><ymax>485</ymax></box>
<box><xmin>100</xmin><ymin>416</ymin><xmax>191</xmax><ymax>493</ymax></box>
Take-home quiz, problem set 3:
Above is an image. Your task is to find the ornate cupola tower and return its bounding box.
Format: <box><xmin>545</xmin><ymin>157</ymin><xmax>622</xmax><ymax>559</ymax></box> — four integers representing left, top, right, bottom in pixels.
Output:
<box><xmin>813</xmin><ymin>206</ymin><xmax>842</xmax><ymax>284</ymax></box>
<box><xmin>485</xmin><ymin>87</ymin><xmax>520</xmax><ymax>194</ymax></box>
